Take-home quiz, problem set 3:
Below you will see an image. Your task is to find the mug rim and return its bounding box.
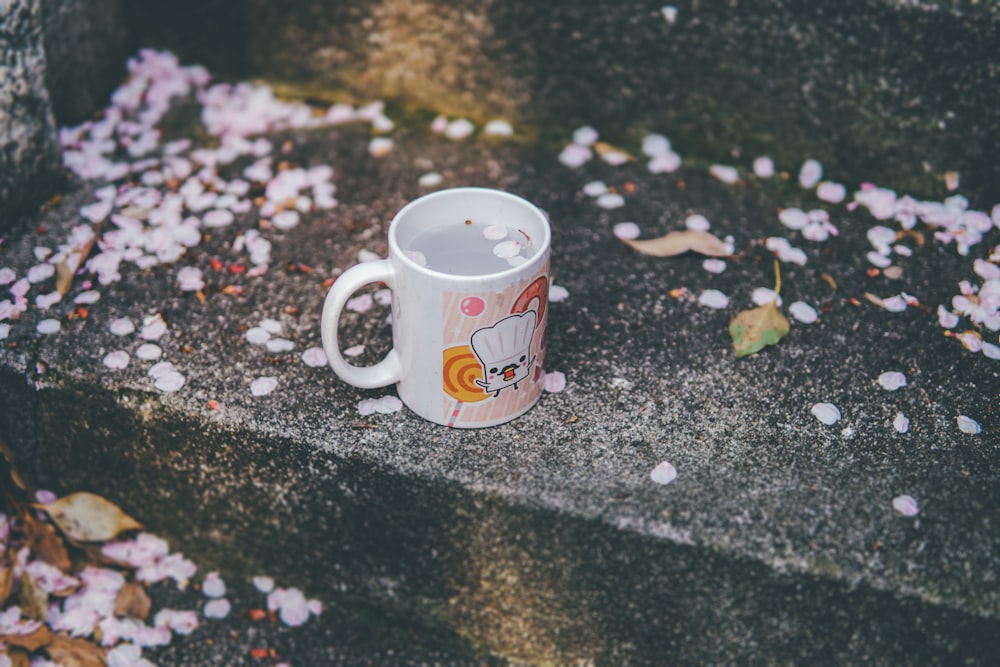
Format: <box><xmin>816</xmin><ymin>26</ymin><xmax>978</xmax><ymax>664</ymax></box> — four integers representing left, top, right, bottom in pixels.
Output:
<box><xmin>387</xmin><ymin>187</ymin><xmax>551</xmax><ymax>282</ymax></box>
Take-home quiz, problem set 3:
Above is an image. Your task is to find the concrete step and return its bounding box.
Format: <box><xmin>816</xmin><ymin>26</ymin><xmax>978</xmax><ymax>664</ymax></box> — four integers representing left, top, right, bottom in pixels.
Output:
<box><xmin>1</xmin><ymin>0</ymin><xmax>998</xmax><ymax>664</ymax></box>
<box><xmin>2</xmin><ymin>110</ymin><xmax>998</xmax><ymax>663</ymax></box>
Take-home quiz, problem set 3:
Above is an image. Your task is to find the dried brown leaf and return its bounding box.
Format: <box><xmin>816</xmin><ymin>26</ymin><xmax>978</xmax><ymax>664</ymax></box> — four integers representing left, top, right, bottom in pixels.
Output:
<box><xmin>621</xmin><ymin>230</ymin><xmax>731</xmax><ymax>258</ymax></box>
<box><xmin>114</xmin><ymin>581</ymin><xmax>151</xmax><ymax>621</ymax></box>
<box><xmin>23</xmin><ymin>513</ymin><xmax>72</xmax><ymax>571</ymax></box>
<box><xmin>0</xmin><ymin>436</ymin><xmax>33</xmax><ymax>500</ymax></box>
<box><xmin>0</xmin><ymin>624</ymin><xmax>52</xmax><ymax>652</ymax></box>
<box><xmin>0</xmin><ymin>566</ymin><xmax>13</xmax><ymax>606</ymax></box>
<box><xmin>19</xmin><ymin>572</ymin><xmax>48</xmax><ymax>622</ymax></box>
<box><xmin>45</xmin><ymin>635</ymin><xmax>106</xmax><ymax>667</ymax></box>
<box><xmin>56</xmin><ymin>227</ymin><xmax>100</xmax><ymax>297</ymax></box>
<box><xmin>40</xmin><ymin>492</ymin><xmax>142</xmax><ymax>543</ymax></box>
<box><xmin>7</xmin><ymin>646</ymin><xmax>31</xmax><ymax>667</ymax></box>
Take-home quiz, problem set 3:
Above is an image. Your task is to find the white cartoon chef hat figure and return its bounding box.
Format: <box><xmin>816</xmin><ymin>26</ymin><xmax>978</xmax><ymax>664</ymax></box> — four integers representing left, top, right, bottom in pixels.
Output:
<box><xmin>470</xmin><ymin>310</ymin><xmax>537</xmax><ymax>398</ymax></box>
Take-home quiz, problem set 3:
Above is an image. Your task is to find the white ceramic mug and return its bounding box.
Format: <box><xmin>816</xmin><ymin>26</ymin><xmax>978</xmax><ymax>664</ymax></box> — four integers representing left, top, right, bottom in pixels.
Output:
<box><xmin>321</xmin><ymin>187</ymin><xmax>552</xmax><ymax>427</ymax></box>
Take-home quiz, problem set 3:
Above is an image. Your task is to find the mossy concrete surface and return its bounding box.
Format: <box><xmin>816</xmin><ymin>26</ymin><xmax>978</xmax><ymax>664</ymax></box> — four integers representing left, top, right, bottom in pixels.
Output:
<box><xmin>1</xmin><ymin>117</ymin><xmax>998</xmax><ymax>664</ymax></box>
<box><xmin>126</xmin><ymin>0</ymin><xmax>1000</xmax><ymax>202</ymax></box>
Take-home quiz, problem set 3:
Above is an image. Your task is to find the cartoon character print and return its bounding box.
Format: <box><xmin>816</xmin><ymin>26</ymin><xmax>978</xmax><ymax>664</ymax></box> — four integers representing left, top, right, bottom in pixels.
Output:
<box><xmin>470</xmin><ymin>310</ymin><xmax>537</xmax><ymax>397</ymax></box>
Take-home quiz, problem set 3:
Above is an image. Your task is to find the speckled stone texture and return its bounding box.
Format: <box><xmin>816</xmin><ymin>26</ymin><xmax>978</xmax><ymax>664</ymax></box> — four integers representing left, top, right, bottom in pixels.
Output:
<box><xmin>1</xmin><ymin>118</ymin><xmax>998</xmax><ymax>663</ymax></box>
<box><xmin>0</xmin><ymin>0</ymin><xmax>59</xmax><ymax>226</ymax></box>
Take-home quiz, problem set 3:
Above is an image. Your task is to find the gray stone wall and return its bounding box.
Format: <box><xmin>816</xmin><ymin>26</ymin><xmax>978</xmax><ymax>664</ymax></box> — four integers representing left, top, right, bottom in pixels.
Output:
<box><xmin>41</xmin><ymin>0</ymin><xmax>130</xmax><ymax>125</ymax></box>
<box><xmin>0</xmin><ymin>0</ymin><xmax>59</xmax><ymax>228</ymax></box>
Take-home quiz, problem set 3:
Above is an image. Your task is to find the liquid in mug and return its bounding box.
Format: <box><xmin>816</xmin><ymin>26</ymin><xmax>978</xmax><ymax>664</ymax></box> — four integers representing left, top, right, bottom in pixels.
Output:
<box><xmin>404</xmin><ymin>220</ymin><xmax>536</xmax><ymax>276</ymax></box>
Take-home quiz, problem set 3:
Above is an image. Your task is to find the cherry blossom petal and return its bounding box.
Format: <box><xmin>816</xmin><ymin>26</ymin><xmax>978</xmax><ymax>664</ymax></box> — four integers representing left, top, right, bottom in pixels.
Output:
<box><xmin>798</xmin><ymin>159</ymin><xmax>823</xmax><ymax>188</ymax></box>
<box><xmin>136</xmin><ymin>344</ymin><xmax>162</xmax><ymax>360</ymax></box>
<box><xmin>596</xmin><ymin>193</ymin><xmax>625</xmax><ymax>210</ymax></box>
<box><xmin>347</xmin><ymin>294</ymin><xmax>373</xmax><ymax>312</ymax></box>
<box><xmin>702</xmin><ymin>259</ymin><xmax>726</xmax><ymax>274</ymax></box>
<box><xmin>445</xmin><ymin>118</ymin><xmax>475</xmax><ymax>140</ymax></box>
<box><xmin>788</xmin><ymin>301</ymin><xmax>817</xmax><ymax>323</ymax></box>
<box><xmin>647</xmin><ymin>151</ymin><xmax>681</xmax><ymax>173</ymax></box>
<box><xmin>0</xmin><ymin>324</ymin><xmax>9</xmax><ymax>340</ymax></box>
<box><xmin>983</xmin><ymin>341</ymin><xmax>1000</xmax><ymax>360</ymax></box>
<box><xmin>176</xmin><ymin>266</ymin><xmax>204</xmax><ymax>291</ymax></box>
<box><xmin>778</xmin><ymin>208</ymin><xmax>809</xmax><ymax>230</ymax></box>
<box><xmin>816</xmin><ymin>181</ymin><xmax>846</xmax><ymax>203</ymax></box>
<box><xmin>202</xmin><ymin>209</ymin><xmax>234</xmax><ymax>228</ymax></box>
<box><xmin>641</xmin><ymin>133</ymin><xmax>671</xmax><ymax>157</ymax></box>
<box><xmin>301</xmin><ymin>347</ymin><xmax>328</xmax><ymax>367</ymax></box>
<box><xmin>811</xmin><ymin>402</ymin><xmax>841</xmax><ymax>425</ymax></box>
<box><xmin>548</xmin><ymin>284</ymin><xmax>570</xmax><ymax>302</ymax></box>
<box><xmin>751</xmin><ymin>287</ymin><xmax>780</xmax><ymax>306</ymax></box>
<box><xmin>558</xmin><ymin>144</ymin><xmax>592</xmax><ymax>168</ymax></box>
<box><xmin>74</xmin><ymin>290</ymin><xmax>102</xmax><ymax>305</ymax></box>
<box><xmin>542</xmin><ymin>370</ymin><xmax>566</xmax><ymax>393</ymax></box>
<box><xmin>148</xmin><ymin>361</ymin><xmax>177</xmax><ymax>378</ymax></box>
<box><xmin>154</xmin><ymin>371</ymin><xmax>185</xmax><ymax>392</ymax></box>
<box><xmin>937</xmin><ymin>305</ymin><xmax>959</xmax><ymax>329</ymax></box>
<box><xmin>368</xmin><ymin>137</ymin><xmax>393</xmax><ymax>158</ymax></box>
<box><xmin>698</xmin><ymin>289</ymin><xmax>729</xmax><ymax>309</ymax></box>
<box><xmin>344</xmin><ymin>344</ymin><xmax>365</xmax><ymax>357</ymax></box>
<box><xmin>265</xmin><ymin>338</ymin><xmax>295</xmax><ymax>353</ymax></box>
<box><xmin>877</xmin><ymin>371</ymin><xmax>907</xmax><ymax>391</ymax></box>
<box><xmin>103</xmin><ymin>350</ymin><xmax>130</xmax><ymax>369</ymax></box>
<box><xmin>684</xmin><ymin>214</ymin><xmax>711</xmax><ymax>231</ymax></box>
<box><xmin>956</xmin><ymin>415</ymin><xmax>981</xmax><ymax>434</ymax></box>
<box><xmin>892</xmin><ymin>494</ymin><xmax>919</xmax><ymax>517</ymax></box>
<box><xmin>251</xmin><ymin>376</ymin><xmax>278</xmax><ymax>396</ymax></box>
<box><xmin>203</xmin><ymin>598</ymin><xmax>231</xmax><ymax>619</ymax></box>
<box><xmin>259</xmin><ymin>318</ymin><xmax>283</xmax><ymax>334</ymax></box>
<box><xmin>272</xmin><ymin>210</ymin><xmax>300</xmax><ymax>230</ymax></box>
<box><xmin>572</xmin><ymin>126</ymin><xmax>599</xmax><ymax>146</ymax></box>
<box><xmin>650</xmin><ymin>461</ymin><xmax>677</xmax><ymax>485</ymax></box>
<box><xmin>709</xmin><ymin>164</ymin><xmax>739</xmax><ymax>184</ymax></box>
<box><xmin>492</xmin><ymin>241</ymin><xmax>522</xmax><ymax>259</ymax></box>
<box><xmin>253</xmin><ymin>576</ymin><xmax>275</xmax><ymax>593</ymax></box>
<box><xmin>483</xmin><ymin>119</ymin><xmax>513</xmax><ymax>136</ymax></box>
<box><xmin>36</xmin><ymin>291</ymin><xmax>62</xmax><ymax>309</ymax></box>
<box><xmin>245</xmin><ymin>327</ymin><xmax>271</xmax><ymax>344</ymax></box>
<box><xmin>202</xmin><ymin>571</ymin><xmax>226</xmax><ymax>598</ymax></box>
<box><xmin>613</xmin><ymin>222</ymin><xmax>641</xmax><ymax>240</ymax></box>
<box><xmin>37</xmin><ymin>318</ymin><xmax>61</xmax><ymax>334</ymax></box>
<box><xmin>418</xmin><ymin>172</ymin><xmax>442</xmax><ymax>188</ymax></box>
<box><xmin>753</xmin><ymin>156</ymin><xmax>775</xmax><ymax>178</ymax></box>
<box><xmin>482</xmin><ymin>224</ymin><xmax>508</xmax><ymax>240</ymax></box>
<box><xmin>893</xmin><ymin>412</ymin><xmax>910</xmax><ymax>433</ymax></box>
<box><xmin>374</xmin><ymin>395</ymin><xmax>403</xmax><ymax>414</ymax></box>
<box><xmin>140</xmin><ymin>314</ymin><xmax>167</xmax><ymax>340</ymax></box>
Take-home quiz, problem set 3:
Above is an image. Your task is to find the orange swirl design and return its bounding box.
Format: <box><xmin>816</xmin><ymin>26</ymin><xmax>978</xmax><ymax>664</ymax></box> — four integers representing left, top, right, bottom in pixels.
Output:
<box><xmin>442</xmin><ymin>345</ymin><xmax>488</xmax><ymax>403</ymax></box>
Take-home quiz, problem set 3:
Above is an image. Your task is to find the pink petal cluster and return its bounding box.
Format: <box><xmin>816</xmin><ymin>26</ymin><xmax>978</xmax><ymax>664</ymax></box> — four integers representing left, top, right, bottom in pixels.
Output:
<box><xmin>267</xmin><ymin>587</ymin><xmax>323</xmax><ymax>627</ymax></box>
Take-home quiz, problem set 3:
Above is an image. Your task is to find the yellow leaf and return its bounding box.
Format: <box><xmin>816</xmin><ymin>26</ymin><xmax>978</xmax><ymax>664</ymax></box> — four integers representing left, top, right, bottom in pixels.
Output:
<box><xmin>593</xmin><ymin>141</ymin><xmax>635</xmax><ymax>163</ymax></box>
<box><xmin>40</xmin><ymin>492</ymin><xmax>142</xmax><ymax>543</ymax></box>
<box><xmin>729</xmin><ymin>261</ymin><xmax>790</xmax><ymax>358</ymax></box>
<box><xmin>19</xmin><ymin>572</ymin><xmax>48</xmax><ymax>622</ymax></box>
<box><xmin>621</xmin><ymin>230</ymin><xmax>731</xmax><ymax>257</ymax></box>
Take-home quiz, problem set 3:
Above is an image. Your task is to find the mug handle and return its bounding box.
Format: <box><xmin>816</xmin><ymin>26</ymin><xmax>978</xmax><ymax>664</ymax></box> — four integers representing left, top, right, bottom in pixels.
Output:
<box><xmin>320</xmin><ymin>259</ymin><xmax>402</xmax><ymax>388</ymax></box>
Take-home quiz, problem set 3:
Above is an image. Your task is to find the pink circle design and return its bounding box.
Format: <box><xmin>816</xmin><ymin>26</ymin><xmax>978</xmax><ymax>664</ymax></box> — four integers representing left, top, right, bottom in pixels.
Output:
<box><xmin>460</xmin><ymin>296</ymin><xmax>486</xmax><ymax>317</ymax></box>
